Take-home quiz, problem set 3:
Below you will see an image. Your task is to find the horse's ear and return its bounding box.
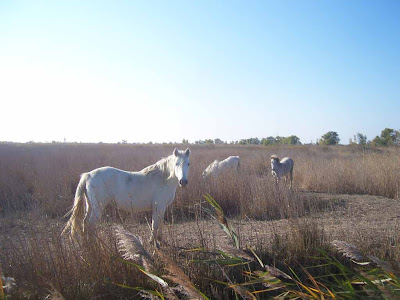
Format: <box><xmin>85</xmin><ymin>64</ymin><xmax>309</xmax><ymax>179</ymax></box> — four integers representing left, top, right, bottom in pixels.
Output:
<box><xmin>173</xmin><ymin>148</ymin><xmax>179</xmax><ymax>157</ymax></box>
<box><xmin>185</xmin><ymin>148</ymin><xmax>190</xmax><ymax>156</ymax></box>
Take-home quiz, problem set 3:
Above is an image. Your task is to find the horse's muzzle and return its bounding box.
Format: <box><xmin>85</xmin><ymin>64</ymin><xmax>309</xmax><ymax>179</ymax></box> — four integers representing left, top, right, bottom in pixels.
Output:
<box><xmin>179</xmin><ymin>179</ymin><xmax>188</xmax><ymax>187</ymax></box>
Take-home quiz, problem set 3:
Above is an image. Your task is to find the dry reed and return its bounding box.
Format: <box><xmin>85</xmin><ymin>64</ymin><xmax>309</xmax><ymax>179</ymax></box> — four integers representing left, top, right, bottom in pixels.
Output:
<box><xmin>1</xmin><ymin>143</ymin><xmax>399</xmax><ymax>299</ymax></box>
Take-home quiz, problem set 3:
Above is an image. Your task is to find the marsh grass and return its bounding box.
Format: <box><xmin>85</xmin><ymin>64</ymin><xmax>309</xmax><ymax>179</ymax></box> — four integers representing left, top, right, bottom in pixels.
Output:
<box><xmin>0</xmin><ymin>143</ymin><xmax>399</xmax><ymax>298</ymax></box>
<box><xmin>1</xmin><ymin>143</ymin><xmax>399</xmax><ymax>216</ymax></box>
<box><xmin>110</xmin><ymin>195</ymin><xmax>400</xmax><ymax>299</ymax></box>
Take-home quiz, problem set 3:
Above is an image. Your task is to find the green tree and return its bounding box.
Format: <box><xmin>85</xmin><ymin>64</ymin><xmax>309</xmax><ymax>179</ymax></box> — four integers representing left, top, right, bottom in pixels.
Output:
<box><xmin>283</xmin><ymin>135</ymin><xmax>301</xmax><ymax>145</ymax></box>
<box><xmin>372</xmin><ymin>128</ymin><xmax>400</xmax><ymax>146</ymax></box>
<box><xmin>214</xmin><ymin>138</ymin><xmax>225</xmax><ymax>144</ymax></box>
<box><xmin>239</xmin><ymin>137</ymin><xmax>260</xmax><ymax>145</ymax></box>
<box><xmin>261</xmin><ymin>136</ymin><xmax>276</xmax><ymax>145</ymax></box>
<box><xmin>182</xmin><ymin>139</ymin><xmax>189</xmax><ymax>144</ymax></box>
<box><xmin>355</xmin><ymin>132</ymin><xmax>367</xmax><ymax>145</ymax></box>
<box><xmin>275</xmin><ymin>136</ymin><xmax>284</xmax><ymax>144</ymax></box>
<box><xmin>248</xmin><ymin>137</ymin><xmax>260</xmax><ymax>145</ymax></box>
<box><xmin>320</xmin><ymin>131</ymin><xmax>340</xmax><ymax>145</ymax></box>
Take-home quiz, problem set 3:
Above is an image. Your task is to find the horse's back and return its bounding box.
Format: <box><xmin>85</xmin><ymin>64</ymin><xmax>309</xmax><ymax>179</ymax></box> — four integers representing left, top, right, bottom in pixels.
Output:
<box><xmin>205</xmin><ymin>160</ymin><xmax>219</xmax><ymax>173</ymax></box>
<box><xmin>224</xmin><ymin>156</ymin><xmax>239</xmax><ymax>162</ymax></box>
<box><xmin>88</xmin><ymin>166</ymin><xmax>135</xmax><ymax>181</ymax></box>
<box><xmin>85</xmin><ymin>166</ymin><xmax>157</xmax><ymax>211</ymax></box>
<box><xmin>86</xmin><ymin>166</ymin><xmax>147</xmax><ymax>194</ymax></box>
<box><xmin>221</xmin><ymin>156</ymin><xmax>240</xmax><ymax>168</ymax></box>
<box><xmin>280</xmin><ymin>157</ymin><xmax>294</xmax><ymax>169</ymax></box>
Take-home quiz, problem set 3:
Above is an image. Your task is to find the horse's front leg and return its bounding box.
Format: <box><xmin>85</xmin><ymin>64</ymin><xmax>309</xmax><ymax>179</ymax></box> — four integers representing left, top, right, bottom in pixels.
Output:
<box><xmin>272</xmin><ymin>171</ymin><xmax>278</xmax><ymax>185</ymax></box>
<box><xmin>150</xmin><ymin>205</ymin><xmax>166</xmax><ymax>247</ymax></box>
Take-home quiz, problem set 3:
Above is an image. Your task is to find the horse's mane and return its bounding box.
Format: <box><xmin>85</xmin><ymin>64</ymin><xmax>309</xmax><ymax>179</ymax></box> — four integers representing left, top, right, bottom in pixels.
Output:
<box><xmin>140</xmin><ymin>155</ymin><xmax>175</xmax><ymax>180</ymax></box>
<box><xmin>209</xmin><ymin>160</ymin><xmax>219</xmax><ymax>169</ymax></box>
<box><xmin>270</xmin><ymin>154</ymin><xmax>280</xmax><ymax>161</ymax></box>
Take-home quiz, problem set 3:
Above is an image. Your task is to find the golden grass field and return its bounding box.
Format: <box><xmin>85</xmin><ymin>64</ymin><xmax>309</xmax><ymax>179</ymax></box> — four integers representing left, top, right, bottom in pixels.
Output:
<box><xmin>0</xmin><ymin>143</ymin><xmax>399</xmax><ymax>299</ymax></box>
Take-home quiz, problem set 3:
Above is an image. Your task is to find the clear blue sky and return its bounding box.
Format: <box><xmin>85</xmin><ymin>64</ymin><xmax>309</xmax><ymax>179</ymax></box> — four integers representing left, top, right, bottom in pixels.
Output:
<box><xmin>1</xmin><ymin>1</ymin><xmax>399</xmax><ymax>144</ymax></box>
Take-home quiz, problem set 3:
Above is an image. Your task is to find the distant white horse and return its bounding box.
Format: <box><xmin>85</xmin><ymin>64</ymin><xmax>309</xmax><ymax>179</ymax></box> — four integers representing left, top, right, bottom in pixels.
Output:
<box><xmin>63</xmin><ymin>148</ymin><xmax>191</xmax><ymax>243</ymax></box>
<box><xmin>202</xmin><ymin>156</ymin><xmax>240</xmax><ymax>179</ymax></box>
<box><xmin>270</xmin><ymin>155</ymin><xmax>294</xmax><ymax>189</ymax></box>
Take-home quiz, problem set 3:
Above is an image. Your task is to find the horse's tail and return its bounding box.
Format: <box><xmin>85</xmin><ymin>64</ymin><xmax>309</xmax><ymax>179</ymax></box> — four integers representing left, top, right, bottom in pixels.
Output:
<box><xmin>237</xmin><ymin>157</ymin><xmax>241</xmax><ymax>171</ymax></box>
<box><xmin>62</xmin><ymin>173</ymin><xmax>90</xmax><ymax>238</ymax></box>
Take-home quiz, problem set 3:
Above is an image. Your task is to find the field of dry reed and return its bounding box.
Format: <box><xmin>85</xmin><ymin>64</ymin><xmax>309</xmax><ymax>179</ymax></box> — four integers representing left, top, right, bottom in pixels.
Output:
<box><xmin>0</xmin><ymin>143</ymin><xmax>399</xmax><ymax>299</ymax></box>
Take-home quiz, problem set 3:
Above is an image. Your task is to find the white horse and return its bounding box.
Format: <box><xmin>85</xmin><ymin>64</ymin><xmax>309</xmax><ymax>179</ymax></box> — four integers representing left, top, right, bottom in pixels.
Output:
<box><xmin>270</xmin><ymin>155</ymin><xmax>294</xmax><ymax>189</ymax></box>
<box><xmin>202</xmin><ymin>156</ymin><xmax>240</xmax><ymax>179</ymax></box>
<box><xmin>63</xmin><ymin>148</ymin><xmax>190</xmax><ymax>243</ymax></box>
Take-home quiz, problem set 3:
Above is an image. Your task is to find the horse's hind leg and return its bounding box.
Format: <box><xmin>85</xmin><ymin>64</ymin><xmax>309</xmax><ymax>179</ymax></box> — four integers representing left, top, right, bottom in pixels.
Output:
<box><xmin>83</xmin><ymin>190</ymin><xmax>102</xmax><ymax>241</ymax></box>
<box><xmin>289</xmin><ymin>169</ymin><xmax>293</xmax><ymax>189</ymax></box>
<box><xmin>88</xmin><ymin>204</ymin><xmax>102</xmax><ymax>225</ymax></box>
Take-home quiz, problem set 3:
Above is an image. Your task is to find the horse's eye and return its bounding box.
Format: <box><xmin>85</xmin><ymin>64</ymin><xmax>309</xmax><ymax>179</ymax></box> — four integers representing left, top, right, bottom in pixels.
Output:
<box><xmin>188</xmin><ymin>163</ymin><xmax>190</xmax><ymax>166</ymax></box>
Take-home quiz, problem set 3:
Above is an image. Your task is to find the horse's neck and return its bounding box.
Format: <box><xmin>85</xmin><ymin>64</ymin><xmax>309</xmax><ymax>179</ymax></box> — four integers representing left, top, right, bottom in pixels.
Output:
<box><xmin>272</xmin><ymin>162</ymin><xmax>282</xmax><ymax>170</ymax></box>
<box><xmin>157</xmin><ymin>155</ymin><xmax>178</xmax><ymax>184</ymax></box>
<box><xmin>165</xmin><ymin>155</ymin><xmax>177</xmax><ymax>177</ymax></box>
<box><xmin>140</xmin><ymin>155</ymin><xmax>176</xmax><ymax>183</ymax></box>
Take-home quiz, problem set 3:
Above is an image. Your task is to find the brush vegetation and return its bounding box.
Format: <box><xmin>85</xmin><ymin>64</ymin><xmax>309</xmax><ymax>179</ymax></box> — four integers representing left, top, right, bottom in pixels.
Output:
<box><xmin>0</xmin><ymin>143</ymin><xmax>399</xmax><ymax>299</ymax></box>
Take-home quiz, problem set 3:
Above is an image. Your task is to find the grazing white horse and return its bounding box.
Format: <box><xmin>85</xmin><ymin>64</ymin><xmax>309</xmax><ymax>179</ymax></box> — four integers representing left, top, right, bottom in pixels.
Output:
<box><xmin>270</xmin><ymin>155</ymin><xmax>294</xmax><ymax>189</ymax></box>
<box><xmin>202</xmin><ymin>156</ymin><xmax>240</xmax><ymax>179</ymax></box>
<box><xmin>63</xmin><ymin>148</ymin><xmax>190</xmax><ymax>243</ymax></box>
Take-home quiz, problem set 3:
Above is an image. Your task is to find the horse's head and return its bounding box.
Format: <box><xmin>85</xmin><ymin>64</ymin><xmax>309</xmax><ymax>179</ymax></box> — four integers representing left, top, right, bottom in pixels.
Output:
<box><xmin>270</xmin><ymin>155</ymin><xmax>280</xmax><ymax>170</ymax></box>
<box><xmin>173</xmin><ymin>148</ymin><xmax>190</xmax><ymax>187</ymax></box>
<box><xmin>202</xmin><ymin>160</ymin><xmax>218</xmax><ymax>179</ymax></box>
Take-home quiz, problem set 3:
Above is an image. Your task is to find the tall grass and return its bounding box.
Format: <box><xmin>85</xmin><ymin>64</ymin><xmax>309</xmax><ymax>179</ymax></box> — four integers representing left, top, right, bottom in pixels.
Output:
<box><xmin>1</xmin><ymin>143</ymin><xmax>399</xmax><ymax>217</ymax></box>
<box><xmin>0</xmin><ymin>142</ymin><xmax>399</xmax><ymax>298</ymax></box>
<box><xmin>1</xmin><ymin>143</ymin><xmax>399</xmax><ymax>216</ymax></box>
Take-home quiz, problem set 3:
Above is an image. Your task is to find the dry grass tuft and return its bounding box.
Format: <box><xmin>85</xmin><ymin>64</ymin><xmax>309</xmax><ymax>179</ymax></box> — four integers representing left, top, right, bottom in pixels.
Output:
<box><xmin>368</xmin><ymin>255</ymin><xmax>395</xmax><ymax>274</ymax></box>
<box><xmin>114</xmin><ymin>225</ymin><xmax>207</xmax><ymax>299</ymax></box>
<box><xmin>332</xmin><ymin>239</ymin><xmax>396</xmax><ymax>274</ymax></box>
<box><xmin>215</xmin><ymin>242</ymin><xmax>253</xmax><ymax>261</ymax></box>
<box><xmin>45</xmin><ymin>284</ymin><xmax>66</xmax><ymax>300</ymax></box>
<box><xmin>156</xmin><ymin>249</ymin><xmax>208</xmax><ymax>300</ymax></box>
<box><xmin>115</xmin><ymin>225</ymin><xmax>154</xmax><ymax>272</ymax></box>
<box><xmin>332</xmin><ymin>240</ymin><xmax>366</xmax><ymax>261</ymax></box>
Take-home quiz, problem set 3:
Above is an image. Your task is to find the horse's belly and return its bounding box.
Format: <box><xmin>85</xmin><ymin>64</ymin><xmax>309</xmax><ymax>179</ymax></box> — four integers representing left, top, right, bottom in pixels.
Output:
<box><xmin>115</xmin><ymin>193</ymin><xmax>153</xmax><ymax>212</ymax></box>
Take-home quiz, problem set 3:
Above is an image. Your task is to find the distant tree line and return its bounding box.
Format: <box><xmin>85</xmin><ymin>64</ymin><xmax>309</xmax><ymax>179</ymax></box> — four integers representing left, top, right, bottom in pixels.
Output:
<box><xmin>19</xmin><ymin>128</ymin><xmax>399</xmax><ymax>147</ymax></box>
<box><xmin>188</xmin><ymin>128</ymin><xmax>400</xmax><ymax>147</ymax></box>
<box><xmin>38</xmin><ymin>128</ymin><xmax>397</xmax><ymax>146</ymax></box>
<box><xmin>192</xmin><ymin>135</ymin><xmax>302</xmax><ymax>146</ymax></box>
<box><xmin>317</xmin><ymin>128</ymin><xmax>400</xmax><ymax>146</ymax></box>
